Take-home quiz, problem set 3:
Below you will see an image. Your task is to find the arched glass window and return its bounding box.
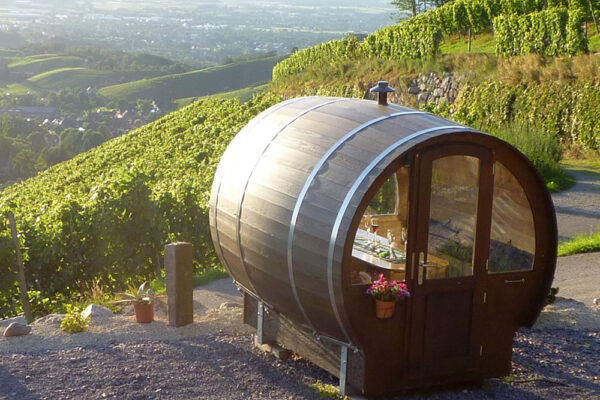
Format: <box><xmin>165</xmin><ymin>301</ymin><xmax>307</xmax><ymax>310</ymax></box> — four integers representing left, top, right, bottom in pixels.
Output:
<box><xmin>489</xmin><ymin>161</ymin><xmax>535</xmax><ymax>273</ymax></box>
<box><xmin>350</xmin><ymin>167</ymin><xmax>410</xmax><ymax>284</ymax></box>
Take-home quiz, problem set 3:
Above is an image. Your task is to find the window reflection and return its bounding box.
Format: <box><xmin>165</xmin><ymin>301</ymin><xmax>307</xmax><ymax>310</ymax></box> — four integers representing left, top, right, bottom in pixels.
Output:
<box><xmin>350</xmin><ymin>167</ymin><xmax>409</xmax><ymax>285</ymax></box>
<box><xmin>426</xmin><ymin>155</ymin><xmax>479</xmax><ymax>279</ymax></box>
<box><xmin>489</xmin><ymin>162</ymin><xmax>535</xmax><ymax>273</ymax></box>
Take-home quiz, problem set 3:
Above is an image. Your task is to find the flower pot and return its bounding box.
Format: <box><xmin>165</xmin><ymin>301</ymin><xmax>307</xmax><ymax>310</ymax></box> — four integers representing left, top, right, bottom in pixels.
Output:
<box><xmin>133</xmin><ymin>302</ymin><xmax>154</xmax><ymax>323</ymax></box>
<box><xmin>375</xmin><ymin>299</ymin><xmax>396</xmax><ymax>319</ymax></box>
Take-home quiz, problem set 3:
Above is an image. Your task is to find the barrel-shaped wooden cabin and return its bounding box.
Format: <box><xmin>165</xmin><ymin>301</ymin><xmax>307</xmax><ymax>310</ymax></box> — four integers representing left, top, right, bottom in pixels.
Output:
<box><xmin>209</xmin><ymin>93</ymin><xmax>557</xmax><ymax>397</ymax></box>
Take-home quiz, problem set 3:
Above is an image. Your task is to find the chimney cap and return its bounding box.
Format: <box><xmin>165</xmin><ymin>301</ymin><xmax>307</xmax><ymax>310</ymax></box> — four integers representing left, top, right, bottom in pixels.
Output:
<box><xmin>370</xmin><ymin>81</ymin><xmax>395</xmax><ymax>93</ymax></box>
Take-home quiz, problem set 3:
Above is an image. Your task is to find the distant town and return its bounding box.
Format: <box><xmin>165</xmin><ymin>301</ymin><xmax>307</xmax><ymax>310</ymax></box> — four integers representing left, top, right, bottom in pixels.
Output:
<box><xmin>0</xmin><ymin>0</ymin><xmax>395</xmax><ymax>65</ymax></box>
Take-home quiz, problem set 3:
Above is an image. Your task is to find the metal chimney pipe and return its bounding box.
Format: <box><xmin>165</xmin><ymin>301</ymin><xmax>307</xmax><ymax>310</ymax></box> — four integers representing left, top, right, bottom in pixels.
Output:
<box><xmin>370</xmin><ymin>80</ymin><xmax>395</xmax><ymax>106</ymax></box>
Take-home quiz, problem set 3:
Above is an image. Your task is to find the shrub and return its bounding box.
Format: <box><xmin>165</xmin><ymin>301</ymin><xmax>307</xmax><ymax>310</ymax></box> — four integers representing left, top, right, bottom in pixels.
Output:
<box><xmin>60</xmin><ymin>304</ymin><xmax>90</xmax><ymax>334</ymax></box>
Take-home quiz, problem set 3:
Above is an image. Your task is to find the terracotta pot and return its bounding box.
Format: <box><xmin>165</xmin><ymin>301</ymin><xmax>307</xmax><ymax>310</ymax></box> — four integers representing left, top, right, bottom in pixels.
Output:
<box><xmin>133</xmin><ymin>301</ymin><xmax>154</xmax><ymax>323</ymax></box>
<box><xmin>375</xmin><ymin>299</ymin><xmax>396</xmax><ymax>319</ymax></box>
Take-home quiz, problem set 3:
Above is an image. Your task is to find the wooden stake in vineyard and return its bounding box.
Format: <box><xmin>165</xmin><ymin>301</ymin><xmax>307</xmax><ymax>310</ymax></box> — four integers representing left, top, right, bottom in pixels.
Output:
<box><xmin>7</xmin><ymin>211</ymin><xmax>32</xmax><ymax>323</ymax></box>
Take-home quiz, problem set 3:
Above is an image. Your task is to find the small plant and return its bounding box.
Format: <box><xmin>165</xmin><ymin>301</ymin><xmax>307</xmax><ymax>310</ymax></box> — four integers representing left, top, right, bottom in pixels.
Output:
<box><xmin>111</xmin><ymin>281</ymin><xmax>167</xmax><ymax>308</ymax></box>
<box><xmin>546</xmin><ymin>287</ymin><xmax>560</xmax><ymax>305</ymax></box>
<box><xmin>60</xmin><ymin>304</ymin><xmax>90</xmax><ymax>334</ymax></box>
<box><xmin>111</xmin><ymin>281</ymin><xmax>167</xmax><ymax>323</ymax></box>
<box><xmin>366</xmin><ymin>274</ymin><xmax>410</xmax><ymax>302</ymax></box>
<box><xmin>310</xmin><ymin>380</ymin><xmax>348</xmax><ymax>400</ymax></box>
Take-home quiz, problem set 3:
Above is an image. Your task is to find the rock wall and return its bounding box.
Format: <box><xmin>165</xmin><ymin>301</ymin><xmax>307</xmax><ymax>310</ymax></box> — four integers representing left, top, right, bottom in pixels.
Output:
<box><xmin>364</xmin><ymin>72</ymin><xmax>464</xmax><ymax>108</ymax></box>
<box><xmin>408</xmin><ymin>72</ymin><xmax>463</xmax><ymax>105</ymax></box>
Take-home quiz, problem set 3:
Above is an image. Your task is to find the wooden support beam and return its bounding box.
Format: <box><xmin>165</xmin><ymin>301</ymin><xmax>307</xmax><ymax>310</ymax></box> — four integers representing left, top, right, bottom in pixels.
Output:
<box><xmin>7</xmin><ymin>211</ymin><xmax>32</xmax><ymax>323</ymax></box>
<box><xmin>165</xmin><ymin>242</ymin><xmax>194</xmax><ymax>327</ymax></box>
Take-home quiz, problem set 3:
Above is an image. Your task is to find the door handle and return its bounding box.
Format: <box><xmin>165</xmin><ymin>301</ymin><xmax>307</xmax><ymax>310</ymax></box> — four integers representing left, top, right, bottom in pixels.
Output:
<box><xmin>504</xmin><ymin>278</ymin><xmax>525</xmax><ymax>284</ymax></box>
<box><xmin>420</xmin><ymin>262</ymin><xmax>438</xmax><ymax>268</ymax></box>
<box><xmin>417</xmin><ymin>252</ymin><xmax>425</xmax><ymax>285</ymax></box>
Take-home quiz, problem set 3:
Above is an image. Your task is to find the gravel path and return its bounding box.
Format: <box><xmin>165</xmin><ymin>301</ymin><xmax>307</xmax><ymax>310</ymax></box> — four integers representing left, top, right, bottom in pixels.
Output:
<box><xmin>554</xmin><ymin>253</ymin><xmax>600</xmax><ymax>306</ymax></box>
<box><xmin>552</xmin><ymin>164</ymin><xmax>600</xmax><ymax>241</ymax></box>
<box><xmin>192</xmin><ymin>278</ymin><xmax>242</xmax><ymax>315</ymax></box>
<box><xmin>550</xmin><ymin>163</ymin><xmax>600</xmax><ymax>307</ymax></box>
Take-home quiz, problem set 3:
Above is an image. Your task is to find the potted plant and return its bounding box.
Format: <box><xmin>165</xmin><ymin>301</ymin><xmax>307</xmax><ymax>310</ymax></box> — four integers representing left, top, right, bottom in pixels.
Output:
<box><xmin>111</xmin><ymin>281</ymin><xmax>167</xmax><ymax>323</ymax></box>
<box><xmin>366</xmin><ymin>274</ymin><xmax>410</xmax><ymax>319</ymax></box>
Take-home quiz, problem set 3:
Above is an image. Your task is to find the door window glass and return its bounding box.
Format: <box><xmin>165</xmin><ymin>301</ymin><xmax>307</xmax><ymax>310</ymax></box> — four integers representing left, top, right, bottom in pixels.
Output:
<box><xmin>426</xmin><ymin>155</ymin><xmax>479</xmax><ymax>279</ymax></box>
<box><xmin>489</xmin><ymin>162</ymin><xmax>535</xmax><ymax>273</ymax></box>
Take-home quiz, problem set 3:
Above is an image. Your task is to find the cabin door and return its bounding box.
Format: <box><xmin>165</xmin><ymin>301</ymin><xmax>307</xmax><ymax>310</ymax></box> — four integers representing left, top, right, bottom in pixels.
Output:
<box><xmin>407</xmin><ymin>143</ymin><xmax>493</xmax><ymax>379</ymax></box>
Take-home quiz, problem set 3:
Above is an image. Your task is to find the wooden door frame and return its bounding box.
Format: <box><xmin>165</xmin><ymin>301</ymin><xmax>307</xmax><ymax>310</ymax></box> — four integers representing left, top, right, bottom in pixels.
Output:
<box><xmin>405</xmin><ymin>142</ymin><xmax>494</xmax><ymax>379</ymax></box>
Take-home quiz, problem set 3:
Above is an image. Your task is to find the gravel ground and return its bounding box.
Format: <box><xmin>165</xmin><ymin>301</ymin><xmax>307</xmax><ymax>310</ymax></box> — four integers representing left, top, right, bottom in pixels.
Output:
<box><xmin>1</xmin><ymin>298</ymin><xmax>599</xmax><ymax>400</ymax></box>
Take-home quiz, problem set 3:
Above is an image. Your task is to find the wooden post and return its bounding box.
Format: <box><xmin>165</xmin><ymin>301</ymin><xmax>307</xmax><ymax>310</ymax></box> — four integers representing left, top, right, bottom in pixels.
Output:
<box><xmin>589</xmin><ymin>0</ymin><xmax>599</xmax><ymax>34</ymax></box>
<box><xmin>7</xmin><ymin>211</ymin><xmax>32</xmax><ymax>323</ymax></box>
<box><xmin>155</xmin><ymin>249</ymin><xmax>162</xmax><ymax>278</ymax></box>
<box><xmin>165</xmin><ymin>242</ymin><xmax>193</xmax><ymax>326</ymax></box>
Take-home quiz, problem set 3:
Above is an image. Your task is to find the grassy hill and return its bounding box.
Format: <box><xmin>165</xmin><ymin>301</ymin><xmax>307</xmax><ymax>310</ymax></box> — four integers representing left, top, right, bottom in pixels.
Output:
<box><xmin>99</xmin><ymin>55</ymin><xmax>284</xmax><ymax>103</ymax></box>
<box><xmin>8</xmin><ymin>55</ymin><xmax>84</xmax><ymax>75</ymax></box>
<box><xmin>173</xmin><ymin>83</ymin><xmax>269</xmax><ymax>108</ymax></box>
<box><xmin>28</xmin><ymin>67</ymin><xmax>166</xmax><ymax>90</ymax></box>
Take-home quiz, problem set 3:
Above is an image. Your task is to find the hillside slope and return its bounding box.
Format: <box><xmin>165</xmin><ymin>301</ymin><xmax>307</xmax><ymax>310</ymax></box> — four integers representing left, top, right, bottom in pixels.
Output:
<box><xmin>99</xmin><ymin>55</ymin><xmax>284</xmax><ymax>103</ymax></box>
<box><xmin>8</xmin><ymin>55</ymin><xmax>84</xmax><ymax>75</ymax></box>
<box><xmin>28</xmin><ymin>67</ymin><xmax>166</xmax><ymax>90</ymax></box>
<box><xmin>0</xmin><ymin>93</ymin><xmax>281</xmax><ymax>317</ymax></box>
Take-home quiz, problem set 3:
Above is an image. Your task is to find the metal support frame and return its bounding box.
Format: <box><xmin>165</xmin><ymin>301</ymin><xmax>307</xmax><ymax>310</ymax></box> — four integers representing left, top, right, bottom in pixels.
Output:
<box><xmin>339</xmin><ymin>345</ymin><xmax>349</xmax><ymax>397</ymax></box>
<box><xmin>257</xmin><ymin>301</ymin><xmax>265</xmax><ymax>345</ymax></box>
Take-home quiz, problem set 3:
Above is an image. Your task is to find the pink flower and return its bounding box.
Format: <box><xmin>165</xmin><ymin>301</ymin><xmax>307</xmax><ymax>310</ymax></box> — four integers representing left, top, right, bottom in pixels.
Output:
<box><xmin>366</xmin><ymin>274</ymin><xmax>410</xmax><ymax>301</ymax></box>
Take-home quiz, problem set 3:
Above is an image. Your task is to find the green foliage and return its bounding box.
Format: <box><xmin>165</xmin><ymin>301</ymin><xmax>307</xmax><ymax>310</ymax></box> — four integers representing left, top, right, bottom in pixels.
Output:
<box><xmin>494</xmin><ymin>7</ymin><xmax>587</xmax><ymax>56</ymax></box>
<box><xmin>60</xmin><ymin>304</ymin><xmax>90</xmax><ymax>334</ymax></box>
<box><xmin>0</xmin><ymin>93</ymin><xmax>281</xmax><ymax>318</ymax></box>
<box><xmin>441</xmin><ymin>84</ymin><xmax>581</xmax><ymax>190</ymax></box>
<box><xmin>193</xmin><ymin>83</ymin><xmax>269</xmax><ymax>104</ymax></box>
<box><xmin>558</xmin><ymin>227</ymin><xmax>600</xmax><ymax>256</ymax></box>
<box><xmin>450</xmin><ymin>78</ymin><xmax>600</xmax><ymax>150</ymax></box>
<box><xmin>272</xmin><ymin>37</ymin><xmax>363</xmax><ymax>83</ymax></box>
<box><xmin>362</xmin><ymin>23</ymin><xmax>443</xmax><ymax>59</ymax></box>
<box><xmin>310</xmin><ymin>380</ymin><xmax>348</xmax><ymax>400</ymax></box>
<box><xmin>439</xmin><ymin>32</ymin><xmax>497</xmax><ymax>54</ymax></box>
<box><xmin>418</xmin><ymin>85</ymin><xmax>580</xmax><ymax>192</ymax></box>
<box><xmin>26</xmin><ymin>289</ymin><xmax>68</xmax><ymax>319</ymax></box>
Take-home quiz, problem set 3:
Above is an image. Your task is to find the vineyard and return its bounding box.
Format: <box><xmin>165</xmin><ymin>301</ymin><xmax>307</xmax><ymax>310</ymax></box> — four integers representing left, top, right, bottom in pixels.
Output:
<box><xmin>272</xmin><ymin>0</ymin><xmax>596</xmax><ymax>82</ymax></box>
<box><xmin>2</xmin><ymin>0</ymin><xmax>600</xmax><ymax>321</ymax></box>
<box><xmin>0</xmin><ymin>93</ymin><xmax>281</xmax><ymax>318</ymax></box>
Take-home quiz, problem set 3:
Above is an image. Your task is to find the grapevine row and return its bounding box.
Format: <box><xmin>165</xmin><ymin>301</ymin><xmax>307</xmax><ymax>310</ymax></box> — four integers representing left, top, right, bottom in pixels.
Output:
<box><xmin>273</xmin><ymin>0</ymin><xmax>593</xmax><ymax>82</ymax></box>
